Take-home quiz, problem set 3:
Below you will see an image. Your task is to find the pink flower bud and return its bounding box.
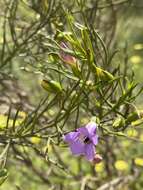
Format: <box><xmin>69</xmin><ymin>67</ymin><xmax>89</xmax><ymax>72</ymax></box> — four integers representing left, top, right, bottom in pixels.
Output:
<box><xmin>92</xmin><ymin>154</ymin><xmax>103</xmax><ymax>164</ymax></box>
<box><xmin>60</xmin><ymin>42</ymin><xmax>77</xmax><ymax>66</ymax></box>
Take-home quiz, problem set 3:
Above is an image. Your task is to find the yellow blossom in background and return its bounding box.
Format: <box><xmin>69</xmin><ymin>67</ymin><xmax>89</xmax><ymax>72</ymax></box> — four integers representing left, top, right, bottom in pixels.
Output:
<box><xmin>18</xmin><ymin>111</ymin><xmax>27</xmax><ymax>119</ymax></box>
<box><xmin>0</xmin><ymin>114</ymin><xmax>10</xmax><ymax>128</ymax></box>
<box><xmin>15</xmin><ymin>111</ymin><xmax>27</xmax><ymax>126</ymax></box>
<box><xmin>122</xmin><ymin>140</ymin><xmax>130</xmax><ymax>148</ymax></box>
<box><xmin>134</xmin><ymin>43</ymin><xmax>143</xmax><ymax>50</ymax></box>
<box><xmin>95</xmin><ymin>162</ymin><xmax>104</xmax><ymax>172</ymax></box>
<box><xmin>31</xmin><ymin>137</ymin><xmax>41</xmax><ymax>144</ymax></box>
<box><xmin>48</xmin><ymin>109</ymin><xmax>55</xmax><ymax>116</ymax></box>
<box><xmin>126</xmin><ymin>129</ymin><xmax>138</xmax><ymax>137</ymax></box>
<box><xmin>0</xmin><ymin>112</ymin><xmax>26</xmax><ymax>129</ymax></box>
<box><xmin>0</xmin><ymin>115</ymin><xmax>18</xmax><ymax>128</ymax></box>
<box><xmin>13</xmin><ymin>111</ymin><xmax>26</xmax><ymax>126</ymax></box>
<box><xmin>134</xmin><ymin>158</ymin><xmax>143</xmax><ymax>167</ymax></box>
<box><xmin>139</xmin><ymin>134</ymin><xmax>143</xmax><ymax>142</ymax></box>
<box><xmin>130</xmin><ymin>55</ymin><xmax>142</xmax><ymax>64</ymax></box>
<box><xmin>115</xmin><ymin>160</ymin><xmax>129</xmax><ymax>171</ymax></box>
<box><xmin>0</xmin><ymin>37</ymin><xmax>3</xmax><ymax>44</ymax></box>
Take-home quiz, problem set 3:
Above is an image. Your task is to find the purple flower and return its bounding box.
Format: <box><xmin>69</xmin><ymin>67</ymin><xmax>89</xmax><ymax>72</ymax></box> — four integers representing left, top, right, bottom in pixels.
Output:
<box><xmin>64</xmin><ymin>122</ymin><xmax>98</xmax><ymax>161</ymax></box>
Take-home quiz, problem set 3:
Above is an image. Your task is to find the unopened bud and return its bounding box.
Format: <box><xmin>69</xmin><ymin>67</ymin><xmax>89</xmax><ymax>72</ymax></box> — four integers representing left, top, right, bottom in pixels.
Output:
<box><xmin>94</xmin><ymin>66</ymin><xmax>114</xmax><ymax>81</ymax></box>
<box><xmin>113</xmin><ymin>117</ymin><xmax>125</xmax><ymax>129</ymax></box>
<box><xmin>126</xmin><ymin>110</ymin><xmax>143</xmax><ymax>124</ymax></box>
<box><xmin>92</xmin><ymin>154</ymin><xmax>103</xmax><ymax>164</ymax></box>
<box><xmin>60</xmin><ymin>42</ymin><xmax>82</xmax><ymax>78</ymax></box>
<box><xmin>60</xmin><ymin>42</ymin><xmax>77</xmax><ymax>66</ymax></box>
<box><xmin>41</xmin><ymin>79</ymin><xmax>63</xmax><ymax>93</ymax></box>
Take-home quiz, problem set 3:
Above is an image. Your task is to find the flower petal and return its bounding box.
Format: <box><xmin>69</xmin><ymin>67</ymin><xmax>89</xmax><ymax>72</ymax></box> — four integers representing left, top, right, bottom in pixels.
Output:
<box><xmin>84</xmin><ymin>143</ymin><xmax>95</xmax><ymax>161</ymax></box>
<box><xmin>77</xmin><ymin>127</ymin><xmax>89</xmax><ymax>136</ymax></box>
<box><xmin>64</xmin><ymin>132</ymin><xmax>79</xmax><ymax>143</ymax></box>
<box><xmin>91</xmin><ymin>135</ymin><xmax>98</xmax><ymax>145</ymax></box>
<box><xmin>70</xmin><ymin>141</ymin><xmax>85</xmax><ymax>155</ymax></box>
<box><xmin>85</xmin><ymin>122</ymin><xmax>97</xmax><ymax>136</ymax></box>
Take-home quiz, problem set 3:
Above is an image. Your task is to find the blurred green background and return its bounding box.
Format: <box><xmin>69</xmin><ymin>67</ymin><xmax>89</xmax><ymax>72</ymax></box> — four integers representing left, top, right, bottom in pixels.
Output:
<box><xmin>0</xmin><ymin>0</ymin><xmax>143</xmax><ymax>190</ymax></box>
